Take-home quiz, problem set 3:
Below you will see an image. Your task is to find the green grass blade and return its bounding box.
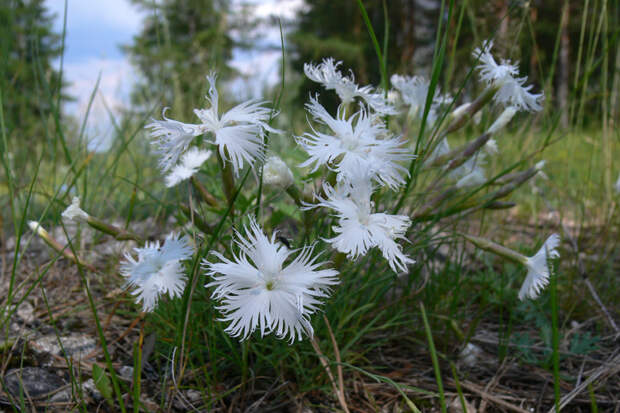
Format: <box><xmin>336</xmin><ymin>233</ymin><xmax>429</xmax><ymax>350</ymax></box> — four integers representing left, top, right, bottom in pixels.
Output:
<box><xmin>420</xmin><ymin>302</ymin><xmax>447</xmax><ymax>413</ymax></box>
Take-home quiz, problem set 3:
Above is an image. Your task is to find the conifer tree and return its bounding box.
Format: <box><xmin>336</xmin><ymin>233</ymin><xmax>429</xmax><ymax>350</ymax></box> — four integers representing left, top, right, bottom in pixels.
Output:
<box><xmin>125</xmin><ymin>0</ymin><xmax>236</xmax><ymax>118</ymax></box>
<box><xmin>0</xmin><ymin>0</ymin><xmax>63</xmax><ymax>153</ymax></box>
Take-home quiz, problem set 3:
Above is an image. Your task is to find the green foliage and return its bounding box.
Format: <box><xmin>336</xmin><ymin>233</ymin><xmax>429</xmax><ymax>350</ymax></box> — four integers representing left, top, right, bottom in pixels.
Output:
<box><xmin>0</xmin><ymin>0</ymin><xmax>65</xmax><ymax>175</ymax></box>
<box><xmin>92</xmin><ymin>364</ymin><xmax>114</xmax><ymax>407</ymax></box>
<box><xmin>125</xmin><ymin>0</ymin><xmax>235</xmax><ymax>116</ymax></box>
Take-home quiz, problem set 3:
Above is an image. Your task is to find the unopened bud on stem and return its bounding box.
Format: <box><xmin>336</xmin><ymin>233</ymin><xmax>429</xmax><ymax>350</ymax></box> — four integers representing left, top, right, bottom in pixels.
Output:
<box><xmin>461</xmin><ymin>233</ymin><xmax>526</xmax><ymax>265</ymax></box>
<box><xmin>263</xmin><ymin>156</ymin><xmax>294</xmax><ymax>189</ymax></box>
<box><xmin>28</xmin><ymin>221</ymin><xmax>96</xmax><ymax>271</ymax></box>
<box><xmin>487</xmin><ymin>106</ymin><xmax>517</xmax><ymax>135</ymax></box>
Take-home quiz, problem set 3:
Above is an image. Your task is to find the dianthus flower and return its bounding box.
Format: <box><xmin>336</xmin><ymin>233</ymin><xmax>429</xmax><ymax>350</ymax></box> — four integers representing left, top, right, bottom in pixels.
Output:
<box><xmin>304</xmin><ymin>58</ymin><xmax>396</xmax><ymax>115</ymax></box>
<box><xmin>146</xmin><ymin>73</ymin><xmax>279</xmax><ymax>177</ymax></box>
<box><xmin>473</xmin><ymin>40</ymin><xmax>544</xmax><ymax>112</ymax></box>
<box><xmin>296</xmin><ymin>97</ymin><xmax>412</xmax><ymax>189</ymax></box>
<box><xmin>305</xmin><ymin>171</ymin><xmax>414</xmax><ymax>273</ymax></box>
<box><xmin>519</xmin><ymin>234</ymin><xmax>560</xmax><ymax>300</ymax></box>
<box><xmin>120</xmin><ymin>233</ymin><xmax>193</xmax><ymax>311</ymax></box>
<box><xmin>203</xmin><ymin>218</ymin><xmax>339</xmax><ymax>343</ymax></box>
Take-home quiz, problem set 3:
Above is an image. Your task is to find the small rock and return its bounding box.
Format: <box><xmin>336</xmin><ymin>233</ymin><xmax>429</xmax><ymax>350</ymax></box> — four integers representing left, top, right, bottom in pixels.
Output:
<box><xmin>448</xmin><ymin>396</ymin><xmax>477</xmax><ymax>413</ymax></box>
<box><xmin>29</xmin><ymin>333</ymin><xmax>97</xmax><ymax>365</ymax></box>
<box><xmin>82</xmin><ymin>378</ymin><xmax>103</xmax><ymax>401</ymax></box>
<box><xmin>1</xmin><ymin>322</ymin><xmax>33</xmax><ymax>349</ymax></box>
<box><xmin>16</xmin><ymin>301</ymin><xmax>35</xmax><ymax>324</ymax></box>
<box><xmin>186</xmin><ymin>389</ymin><xmax>201</xmax><ymax>402</ymax></box>
<box><xmin>459</xmin><ymin>343</ymin><xmax>482</xmax><ymax>368</ymax></box>
<box><xmin>4</xmin><ymin>367</ymin><xmax>68</xmax><ymax>402</ymax></box>
<box><xmin>119</xmin><ymin>366</ymin><xmax>134</xmax><ymax>381</ymax></box>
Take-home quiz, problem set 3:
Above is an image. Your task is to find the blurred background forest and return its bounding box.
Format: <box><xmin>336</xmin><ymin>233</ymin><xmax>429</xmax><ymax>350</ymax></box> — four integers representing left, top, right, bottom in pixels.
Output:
<box><xmin>2</xmin><ymin>0</ymin><xmax>618</xmax><ymax>148</ymax></box>
<box><xmin>0</xmin><ymin>0</ymin><xmax>617</xmax><ymax>225</ymax></box>
<box><xmin>2</xmin><ymin>0</ymin><xmax>618</xmax><ymax>223</ymax></box>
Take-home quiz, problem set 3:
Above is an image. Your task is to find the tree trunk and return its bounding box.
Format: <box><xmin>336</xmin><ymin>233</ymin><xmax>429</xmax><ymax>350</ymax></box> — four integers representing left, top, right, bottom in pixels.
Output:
<box><xmin>558</xmin><ymin>2</ymin><xmax>570</xmax><ymax>128</ymax></box>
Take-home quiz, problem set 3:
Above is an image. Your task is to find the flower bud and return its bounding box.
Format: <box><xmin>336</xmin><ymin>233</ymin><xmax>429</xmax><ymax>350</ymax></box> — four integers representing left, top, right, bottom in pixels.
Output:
<box><xmin>28</xmin><ymin>220</ymin><xmax>49</xmax><ymax>239</ymax></box>
<box><xmin>487</xmin><ymin>106</ymin><xmax>517</xmax><ymax>134</ymax></box>
<box><xmin>263</xmin><ymin>156</ymin><xmax>294</xmax><ymax>189</ymax></box>
<box><xmin>61</xmin><ymin>197</ymin><xmax>90</xmax><ymax>223</ymax></box>
<box><xmin>451</xmin><ymin>102</ymin><xmax>471</xmax><ymax>119</ymax></box>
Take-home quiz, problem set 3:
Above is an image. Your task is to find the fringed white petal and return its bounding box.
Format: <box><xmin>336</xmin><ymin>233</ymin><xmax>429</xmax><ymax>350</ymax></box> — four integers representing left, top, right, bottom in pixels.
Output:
<box><xmin>519</xmin><ymin>234</ymin><xmax>560</xmax><ymax>300</ymax></box>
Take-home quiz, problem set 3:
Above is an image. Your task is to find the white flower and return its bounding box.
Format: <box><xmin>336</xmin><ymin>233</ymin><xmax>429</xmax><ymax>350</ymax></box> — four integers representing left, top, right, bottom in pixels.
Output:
<box><xmin>297</xmin><ymin>97</ymin><xmax>413</xmax><ymax>189</ymax></box>
<box><xmin>145</xmin><ymin>109</ymin><xmax>203</xmax><ymax>172</ymax></box>
<box><xmin>165</xmin><ymin>148</ymin><xmax>212</xmax><ymax>187</ymax></box>
<box><xmin>615</xmin><ymin>174</ymin><xmax>620</xmax><ymax>193</ymax></box>
<box><xmin>304</xmin><ymin>58</ymin><xmax>397</xmax><ymax>115</ymax></box>
<box><xmin>120</xmin><ymin>233</ymin><xmax>193</xmax><ymax>312</ymax></box>
<box><xmin>390</xmin><ymin>74</ymin><xmax>429</xmax><ymax>114</ymax></box>
<box><xmin>263</xmin><ymin>155</ymin><xmax>294</xmax><ymax>189</ymax></box>
<box><xmin>203</xmin><ymin>218</ymin><xmax>339</xmax><ymax>343</ymax></box>
<box><xmin>193</xmin><ymin>73</ymin><xmax>280</xmax><ymax>176</ymax></box>
<box><xmin>61</xmin><ymin>197</ymin><xmax>89</xmax><ymax>223</ymax></box>
<box><xmin>473</xmin><ymin>40</ymin><xmax>544</xmax><ymax>112</ymax></box>
<box><xmin>390</xmin><ymin>74</ymin><xmax>450</xmax><ymax>122</ymax></box>
<box><xmin>306</xmin><ymin>172</ymin><xmax>414</xmax><ymax>273</ymax></box>
<box><xmin>519</xmin><ymin>234</ymin><xmax>560</xmax><ymax>300</ymax></box>
<box><xmin>147</xmin><ymin>73</ymin><xmax>280</xmax><ymax>178</ymax></box>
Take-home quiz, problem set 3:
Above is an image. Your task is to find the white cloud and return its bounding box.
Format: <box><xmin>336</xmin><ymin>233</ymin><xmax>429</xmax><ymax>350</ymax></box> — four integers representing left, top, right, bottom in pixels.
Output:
<box><xmin>62</xmin><ymin>58</ymin><xmax>137</xmax><ymax>152</ymax></box>
<box><xmin>45</xmin><ymin>0</ymin><xmax>304</xmax><ymax>151</ymax></box>
<box><xmin>229</xmin><ymin>49</ymin><xmax>282</xmax><ymax>99</ymax></box>
<box><xmin>236</xmin><ymin>0</ymin><xmax>306</xmax><ymax>20</ymax></box>
<box><xmin>46</xmin><ymin>0</ymin><xmax>143</xmax><ymax>32</ymax></box>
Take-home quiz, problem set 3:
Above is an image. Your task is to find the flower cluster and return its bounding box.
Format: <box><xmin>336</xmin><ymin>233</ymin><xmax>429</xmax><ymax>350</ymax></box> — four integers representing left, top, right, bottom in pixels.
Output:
<box><xmin>100</xmin><ymin>41</ymin><xmax>559</xmax><ymax>344</ymax></box>
<box><xmin>299</xmin><ymin>59</ymin><xmax>416</xmax><ymax>272</ymax></box>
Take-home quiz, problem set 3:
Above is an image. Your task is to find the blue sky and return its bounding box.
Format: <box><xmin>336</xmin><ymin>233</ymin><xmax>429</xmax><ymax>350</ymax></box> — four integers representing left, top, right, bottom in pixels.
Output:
<box><xmin>44</xmin><ymin>0</ymin><xmax>303</xmax><ymax>151</ymax></box>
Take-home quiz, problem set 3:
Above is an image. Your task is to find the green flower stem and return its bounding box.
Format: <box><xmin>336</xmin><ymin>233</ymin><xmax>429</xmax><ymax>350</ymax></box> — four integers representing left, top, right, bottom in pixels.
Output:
<box><xmin>412</xmin><ymin>187</ymin><xmax>458</xmax><ymax>220</ymax></box>
<box><xmin>442</xmin><ymin>84</ymin><xmax>499</xmax><ymax>135</ymax></box>
<box><xmin>461</xmin><ymin>233</ymin><xmax>527</xmax><ymax>265</ymax></box>
<box><xmin>180</xmin><ymin>204</ymin><xmax>214</xmax><ymax>234</ymax></box>
<box><xmin>285</xmin><ymin>184</ymin><xmax>304</xmax><ymax>207</ymax></box>
<box><xmin>427</xmin><ymin>132</ymin><xmax>491</xmax><ymax>169</ymax></box>
<box><xmin>217</xmin><ymin>149</ymin><xmax>236</xmax><ymax>215</ymax></box>
<box><xmin>487</xmin><ymin>167</ymin><xmax>538</xmax><ymax>201</ymax></box>
<box><xmin>86</xmin><ymin>216</ymin><xmax>142</xmax><ymax>242</ymax></box>
<box><xmin>190</xmin><ymin>176</ymin><xmax>220</xmax><ymax>208</ymax></box>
